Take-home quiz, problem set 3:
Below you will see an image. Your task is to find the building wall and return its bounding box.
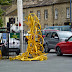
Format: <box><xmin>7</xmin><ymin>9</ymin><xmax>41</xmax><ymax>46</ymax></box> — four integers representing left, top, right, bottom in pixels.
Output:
<box><xmin>54</xmin><ymin>3</ymin><xmax>70</xmax><ymax>26</ymax></box>
<box><xmin>23</xmin><ymin>6</ymin><xmax>53</xmax><ymax>31</ymax></box>
<box><xmin>5</xmin><ymin>2</ymin><xmax>72</xmax><ymax>32</ymax></box>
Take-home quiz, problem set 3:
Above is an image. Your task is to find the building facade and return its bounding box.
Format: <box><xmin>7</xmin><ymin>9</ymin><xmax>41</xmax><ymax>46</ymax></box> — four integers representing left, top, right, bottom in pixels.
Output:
<box><xmin>4</xmin><ymin>0</ymin><xmax>72</xmax><ymax>32</ymax></box>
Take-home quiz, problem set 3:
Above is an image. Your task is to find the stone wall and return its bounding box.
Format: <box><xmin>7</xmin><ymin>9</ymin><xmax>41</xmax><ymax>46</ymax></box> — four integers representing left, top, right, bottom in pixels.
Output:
<box><xmin>4</xmin><ymin>1</ymin><xmax>72</xmax><ymax>32</ymax></box>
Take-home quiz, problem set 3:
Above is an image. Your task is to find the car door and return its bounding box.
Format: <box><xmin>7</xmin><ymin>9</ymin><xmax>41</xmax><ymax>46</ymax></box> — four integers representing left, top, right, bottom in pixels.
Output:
<box><xmin>48</xmin><ymin>32</ymin><xmax>59</xmax><ymax>49</ymax></box>
<box><xmin>44</xmin><ymin>32</ymin><xmax>51</xmax><ymax>44</ymax></box>
<box><xmin>65</xmin><ymin>36</ymin><xmax>72</xmax><ymax>54</ymax></box>
<box><xmin>61</xmin><ymin>36</ymin><xmax>72</xmax><ymax>54</ymax></box>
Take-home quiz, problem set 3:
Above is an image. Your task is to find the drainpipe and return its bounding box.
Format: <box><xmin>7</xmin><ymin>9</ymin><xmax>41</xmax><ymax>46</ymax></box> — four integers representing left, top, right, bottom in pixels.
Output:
<box><xmin>70</xmin><ymin>0</ymin><xmax>71</xmax><ymax>30</ymax></box>
<box><xmin>52</xmin><ymin>4</ymin><xmax>54</xmax><ymax>26</ymax></box>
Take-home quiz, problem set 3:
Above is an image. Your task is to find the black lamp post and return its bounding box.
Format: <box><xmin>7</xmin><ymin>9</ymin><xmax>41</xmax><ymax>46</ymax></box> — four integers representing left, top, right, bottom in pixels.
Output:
<box><xmin>70</xmin><ymin>0</ymin><xmax>71</xmax><ymax>30</ymax></box>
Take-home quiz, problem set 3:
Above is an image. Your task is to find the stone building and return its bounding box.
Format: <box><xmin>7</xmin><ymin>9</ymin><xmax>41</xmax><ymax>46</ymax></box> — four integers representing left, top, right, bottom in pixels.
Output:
<box><xmin>4</xmin><ymin>0</ymin><xmax>72</xmax><ymax>32</ymax></box>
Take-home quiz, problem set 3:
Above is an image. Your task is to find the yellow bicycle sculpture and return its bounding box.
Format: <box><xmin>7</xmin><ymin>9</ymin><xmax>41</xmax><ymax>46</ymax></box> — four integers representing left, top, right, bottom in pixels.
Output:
<box><xmin>9</xmin><ymin>13</ymin><xmax>48</xmax><ymax>61</ymax></box>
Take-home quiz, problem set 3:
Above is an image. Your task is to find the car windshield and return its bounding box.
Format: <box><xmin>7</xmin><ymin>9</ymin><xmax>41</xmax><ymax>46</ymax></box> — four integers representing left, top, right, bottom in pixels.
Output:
<box><xmin>58</xmin><ymin>31</ymin><xmax>72</xmax><ymax>38</ymax></box>
<box><xmin>42</xmin><ymin>31</ymin><xmax>46</xmax><ymax>35</ymax></box>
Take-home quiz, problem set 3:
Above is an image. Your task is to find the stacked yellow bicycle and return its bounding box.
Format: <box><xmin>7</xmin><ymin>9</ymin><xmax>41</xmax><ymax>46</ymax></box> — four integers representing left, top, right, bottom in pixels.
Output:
<box><xmin>9</xmin><ymin>13</ymin><xmax>48</xmax><ymax>61</ymax></box>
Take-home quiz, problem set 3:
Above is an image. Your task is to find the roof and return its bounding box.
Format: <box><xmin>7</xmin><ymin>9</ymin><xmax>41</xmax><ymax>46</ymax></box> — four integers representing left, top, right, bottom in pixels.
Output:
<box><xmin>5</xmin><ymin>5</ymin><xmax>17</xmax><ymax>15</ymax></box>
<box><xmin>1</xmin><ymin>5</ymin><xmax>10</xmax><ymax>11</ymax></box>
<box><xmin>23</xmin><ymin>0</ymin><xmax>70</xmax><ymax>9</ymax></box>
<box><xmin>6</xmin><ymin>0</ymin><xmax>71</xmax><ymax>15</ymax></box>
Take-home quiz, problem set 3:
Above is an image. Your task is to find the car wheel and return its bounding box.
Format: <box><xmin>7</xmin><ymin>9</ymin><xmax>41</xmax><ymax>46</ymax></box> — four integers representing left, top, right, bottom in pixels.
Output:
<box><xmin>44</xmin><ymin>43</ymin><xmax>50</xmax><ymax>53</ymax></box>
<box><xmin>2</xmin><ymin>45</ymin><xmax>7</xmax><ymax>56</ymax></box>
<box><xmin>56</xmin><ymin>47</ymin><xmax>63</xmax><ymax>56</ymax></box>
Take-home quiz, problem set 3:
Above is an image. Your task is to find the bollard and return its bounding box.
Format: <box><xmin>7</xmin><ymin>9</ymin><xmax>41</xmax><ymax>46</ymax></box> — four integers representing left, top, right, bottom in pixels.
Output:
<box><xmin>0</xmin><ymin>50</ymin><xmax>2</xmax><ymax>59</ymax></box>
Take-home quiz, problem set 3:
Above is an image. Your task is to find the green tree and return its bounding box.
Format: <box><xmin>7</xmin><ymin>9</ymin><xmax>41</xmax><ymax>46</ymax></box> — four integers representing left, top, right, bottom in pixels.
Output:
<box><xmin>0</xmin><ymin>0</ymin><xmax>12</xmax><ymax>5</ymax></box>
<box><xmin>0</xmin><ymin>8</ymin><xmax>3</xmax><ymax>27</ymax></box>
<box><xmin>0</xmin><ymin>0</ymin><xmax>12</xmax><ymax>27</ymax></box>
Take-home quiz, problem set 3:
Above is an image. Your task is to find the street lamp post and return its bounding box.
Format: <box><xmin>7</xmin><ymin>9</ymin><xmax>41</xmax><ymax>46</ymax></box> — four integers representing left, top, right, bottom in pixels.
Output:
<box><xmin>70</xmin><ymin>0</ymin><xmax>71</xmax><ymax>30</ymax></box>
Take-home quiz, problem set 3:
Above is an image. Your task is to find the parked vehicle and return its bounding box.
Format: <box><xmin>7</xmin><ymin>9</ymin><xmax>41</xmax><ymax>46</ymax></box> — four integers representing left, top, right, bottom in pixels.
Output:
<box><xmin>43</xmin><ymin>31</ymin><xmax>72</xmax><ymax>53</ymax></box>
<box><xmin>55</xmin><ymin>36</ymin><xmax>72</xmax><ymax>56</ymax></box>
<box><xmin>0</xmin><ymin>38</ymin><xmax>20</xmax><ymax>56</ymax></box>
<box><xmin>42</xmin><ymin>29</ymin><xmax>59</xmax><ymax>38</ymax></box>
<box><xmin>44</xmin><ymin>25</ymin><xmax>71</xmax><ymax>31</ymax></box>
<box><xmin>9</xmin><ymin>38</ymin><xmax>20</xmax><ymax>55</ymax></box>
<box><xmin>0</xmin><ymin>43</ymin><xmax>8</xmax><ymax>56</ymax></box>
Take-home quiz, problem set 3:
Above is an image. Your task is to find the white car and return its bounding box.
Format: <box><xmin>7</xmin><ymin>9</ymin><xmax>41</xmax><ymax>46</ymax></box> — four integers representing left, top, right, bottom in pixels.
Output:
<box><xmin>9</xmin><ymin>38</ymin><xmax>20</xmax><ymax>55</ymax></box>
<box><xmin>9</xmin><ymin>38</ymin><xmax>20</xmax><ymax>48</ymax></box>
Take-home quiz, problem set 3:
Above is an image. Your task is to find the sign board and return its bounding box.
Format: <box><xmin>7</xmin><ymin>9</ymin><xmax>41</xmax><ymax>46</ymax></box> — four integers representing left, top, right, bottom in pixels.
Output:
<box><xmin>69</xmin><ymin>23</ymin><xmax>71</xmax><ymax>25</ymax></box>
<box><xmin>3</xmin><ymin>33</ymin><xmax>6</xmax><ymax>39</ymax></box>
<box><xmin>10</xmin><ymin>33</ymin><xmax>20</xmax><ymax>38</ymax></box>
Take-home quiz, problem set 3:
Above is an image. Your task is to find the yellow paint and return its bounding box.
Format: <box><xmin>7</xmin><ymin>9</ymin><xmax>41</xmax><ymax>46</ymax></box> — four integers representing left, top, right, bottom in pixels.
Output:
<box><xmin>12</xmin><ymin>35</ymin><xmax>18</xmax><ymax>38</ymax></box>
<box><xmin>9</xmin><ymin>13</ymin><xmax>48</xmax><ymax>61</ymax></box>
<box><xmin>0</xmin><ymin>50</ymin><xmax>2</xmax><ymax>59</ymax></box>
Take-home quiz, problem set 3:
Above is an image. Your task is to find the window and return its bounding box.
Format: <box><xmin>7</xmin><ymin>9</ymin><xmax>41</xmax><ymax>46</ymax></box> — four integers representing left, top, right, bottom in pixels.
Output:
<box><xmin>51</xmin><ymin>32</ymin><xmax>58</xmax><ymax>38</ymax></box>
<box><xmin>17</xmin><ymin>17</ymin><xmax>18</xmax><ymax>22</ymax></box>
<box><xmin>66</xmin><ymin>8</ymin><xmax>70</xmax><ymax>18</ymax></box>
<box><xmin>9</xmin><ymin>18</ymin><xmax>15</xmax><ymax>24</ymax></box>
<box><xmin>30</xmin><ymin>11</ymin><xmax>33</xmax><ymax>13</ymax></box>
<box><xmin>23</xmin><ymin>12</ymin><xmax>25</xmax><ymax>21</ymax></box>
<box><xmin>55</xmin><ymin>9</ymin><xmax>58</xmax><ymax>19</ymax></box>
<box><xmin>30</xmin><ymin>11</ymin><xmax>34</xmax><ymax>16</ymax></box>
<box><xmin>44</xmin><ymin>24</ymin><xmax>48</xmax><ymax>28</ymax></box>
<box><xmin>68</xmin><ymin>37</ymin><xmax>72</xmax><ymax>41</ymax></box>
<box><xmin>44</xmin><ymin>10</ymin><xmax>48</xmax><ymax>20</ymax></box>
<box><xmin>46</xmin><ymin>33</ymin><xmax>51</xmax><ymax>38</ymax></box>
<box><xmin>37</xmin><ymin>10</ymin><xmax>40</xmax><ymax>20</ymax></box>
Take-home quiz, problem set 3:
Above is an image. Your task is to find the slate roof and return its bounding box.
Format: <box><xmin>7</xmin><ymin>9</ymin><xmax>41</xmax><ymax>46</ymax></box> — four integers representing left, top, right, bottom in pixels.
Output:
<box><xmin>23</xmin><ymin>0</ymin><xmax>70</xmax><ymax>8</ymax></box>
<box><xmin>1</xmin><ymin>5</ymin><xmax>11</xmax><ymax>11</ymax></box>
<box><xmin>5</xmin><ymin>0</ymin><xmax>71</xmax><ymax>15</ymax></box>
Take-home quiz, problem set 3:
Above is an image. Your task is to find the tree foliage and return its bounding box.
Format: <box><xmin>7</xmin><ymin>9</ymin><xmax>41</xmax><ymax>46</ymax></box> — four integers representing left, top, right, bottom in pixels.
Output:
<box><xmin>0</xmin><ymin>8</ymin><xmax>4</xmax><ymax>27</ymax></box>
<box><xmin>0</xmin><ymin>0</ymin><xmax>12</xmax><ymax>5</ymax></box>
<box><xmin>0</xmin><ymin>17</ymin><xmax>3</xmax><ymax>27</ymax></box>
<box><xmin>0</xmin><ymin>0</ymin><xmax>12</xmax><ymax>27</ymax></box>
